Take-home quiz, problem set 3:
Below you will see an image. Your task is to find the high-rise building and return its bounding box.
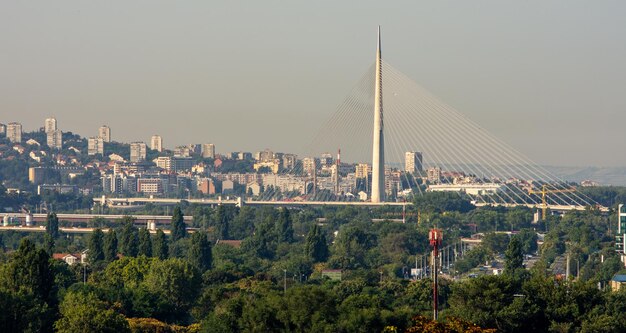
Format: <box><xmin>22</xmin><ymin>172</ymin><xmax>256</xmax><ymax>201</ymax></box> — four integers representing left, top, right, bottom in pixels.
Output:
<box><xmin>151</xmin><ymin>135</ymin><xmax>163</xmax><ymax>152</ymax></box>
<box><xmin>47</xmin><ymin>129</ymin><xmax>63</xmax><ymax>149</ymax></box>
<box><xmin>355</xmin><ymin>163</ymin><xmax>371</xmax><ymax>179</ymax></box>
<box><xmin>405</xmin><ymin>151</ymin><xmax>423</xmax><ymax>174</ymax></box>
<box><xmin>99</xmin><ymin>125</ymin><xmax>111</xmax><ymax>142</ymax></box>
<box><xmin>302</xmin><ymin>157</ymin><xmax>318</xmax><ymax>176</ymax></box>
<box><xmin>371</xmin><ymin>27</ymin><xmax>385</xmax><ymax>203</ymax></box>
<box><xmin>202</xmin><ymin>143</ymin><xmax>215</xmax><ymax>159</ymax></box>
<box><xmin>257</xmin><ymin>149</ymin><xmax>275</xmax><ymax>162</ymax></box>
<box><xmin>7</xmin><ymin>122</ymin><xmax>22</xmax><ymax>143</ymax></box>
<box><xmin>0</xmin><ymin>123</ymin><xmax>6</xmax><ymax>137</ymax></box>
<box><xmin>130</xmin><ymin>142</ymin><xmax>147</xmax><ymax>163</ymax></box>
<box><xmin>88</xmin><ymin>137</ymin><xmax>104</xmax><ymax>155</ymax></box>
<box><xmin>44</xmin><ymin>117</ymin><xmax>57</xmax><ymax>133</ymax></box>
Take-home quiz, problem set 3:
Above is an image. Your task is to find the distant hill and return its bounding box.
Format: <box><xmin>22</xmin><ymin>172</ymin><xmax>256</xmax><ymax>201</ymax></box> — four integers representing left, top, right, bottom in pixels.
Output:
<box><xmin>543</xmin><ymin>166</ymin><xmax>626</xmax><ymax>186</ymax></box>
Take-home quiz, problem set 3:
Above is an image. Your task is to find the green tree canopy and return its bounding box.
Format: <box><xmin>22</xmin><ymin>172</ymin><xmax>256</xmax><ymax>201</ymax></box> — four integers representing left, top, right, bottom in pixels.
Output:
<box><xmin>119</xmin><ymin>219</ymin><xmax>139</xmax><ymax>257</ymax></box>
<box><xmin>171</xmin><ymin>206</ymin><xmax>187</xmax><ymax>242</ymax></box>
<box><xmin>275</xmin><ymin>208</ymin><xmax>294</xmax><ymax>243</ymax></box>
<box><xmin>152</xmin><ymin>229</ymin><xmax>168</xmax><ymax>260</ymax></box>
<box><xmin>54</xmin><ymin>290</ymin><xmax>130</xmax><ymax>333</ymax></box>
<box><xmin>505</xmin><ymin>236</ymin><xmax>524</xmax><ymax>274</ymax></box>
<box><xmin>104</xmin><ymin>229</ymin><xmax>118</xmax><ymax>262</ymax></box>
<box><xmin>188</xmin><ymin>231</ymin><xmax>212</xmax><ymax>272</ymax></box>
<box><xmin>138</xmin><ymin>228</ymin><xmax>152</xmax><ymax>257</ymax></box>
<box><xmin>88</xmin><ymin>229</ymin><xmax>105</xmax><ymax>263</ymax></box>
<box><xmin>305</xmin><ymin>224</ymin><xmax>329</xmax><ymax>263</ymax></box>
<box><xmin>46</xmin><ymin>213</ymin><xmax>60</xmax><ymax>239</ymax></box>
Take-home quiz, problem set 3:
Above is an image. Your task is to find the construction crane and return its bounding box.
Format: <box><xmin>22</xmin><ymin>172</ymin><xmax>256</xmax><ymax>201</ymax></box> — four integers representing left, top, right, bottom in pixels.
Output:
<box><xmin>527</xmin><ymin>184</ymin><xmax>575</xmax><ymax>220</ymax></box>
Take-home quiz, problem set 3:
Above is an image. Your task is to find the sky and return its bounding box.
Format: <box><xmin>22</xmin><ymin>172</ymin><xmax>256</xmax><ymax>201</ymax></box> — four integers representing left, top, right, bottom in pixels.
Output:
<box><xmin>1</xmin><ymin>1</ymin><xmax>625</xmax><ymax>167</ymax></box>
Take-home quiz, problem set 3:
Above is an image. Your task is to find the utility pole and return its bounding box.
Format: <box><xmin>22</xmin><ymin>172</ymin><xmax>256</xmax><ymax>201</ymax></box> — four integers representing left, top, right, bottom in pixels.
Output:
<box><xmin>283</xmin><ymin>269</ymin><xmax>287</xmax><ymax>294</ymax></box>
<box><xmin>429</xmin><ymin>229</ymin><xmax>443</xmax><ymax>321</ymax></box>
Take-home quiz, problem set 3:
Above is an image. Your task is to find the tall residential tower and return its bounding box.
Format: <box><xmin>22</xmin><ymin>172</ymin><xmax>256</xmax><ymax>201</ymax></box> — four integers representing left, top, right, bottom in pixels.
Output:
<box><xmin>371</xmin><ymin>27</ymin><xmax>385</xmax><ymax>203</ymax></box>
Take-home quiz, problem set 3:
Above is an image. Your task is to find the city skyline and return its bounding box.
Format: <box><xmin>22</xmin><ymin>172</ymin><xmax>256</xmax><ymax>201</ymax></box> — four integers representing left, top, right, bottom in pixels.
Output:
<box><xmin>2</xmin><ymin>2</ymin><xmax>626</xmax><ymax>167</ymax></box>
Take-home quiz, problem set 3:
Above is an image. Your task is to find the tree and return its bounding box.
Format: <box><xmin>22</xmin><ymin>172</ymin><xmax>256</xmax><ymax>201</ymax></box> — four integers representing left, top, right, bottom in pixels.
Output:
<box><xmin>275</xmin><ymin>208</ymin><xmax>294</xmax><ymax>243</ymax></box>
<box><xmin>413</xmin><ymin>192</ymin><xmax>475</xmax><ymax>213</ymax></box>
<box><xmin>2</xmin><ymin>239</ymin><xmax>55</xmax><ymax>304</ymax></box>
<box><xmin>449</xmin><ymin>275</ymin><xmax>538</xmax><ymax>332</ymax></box>
<box><xmin>153</xmin><ymin>229</ymin><xmax>168</xmax><ymax>260</ymax></box>
<box><xmin>516</xmin><ymin>229</ymin><xmax>538</xmax><ymax>255</ymax></box>
<box><xmin>0</xmin><ymin>290</ymin><xmax>53</xmax><ymax>333</ymax></box>
<box><xmin>244</xmin><ymin>218</ymin><xmax>277</xmax><ymax>259</ymax></box>
<box><xmin>305</xmin><ymin>224</ymin><xmax>329</xmax><ymax>263</ymax></box>
<box><xmin>119</xmin><ymin>219</ymin><xmax>139</xmax><ymax>257</ymax></box>
<box><xmin>188</xmin><ymin>231</ymin><xmax>212</xmax><ymax>271</ymax></box>
<box><xmin>43</xmin><ymin>233</ymin><xmax>55</xmax><ymax>255</ymax></box>
<box><xmin>138</xmin><ymin>228</ymin><xmax>152</xmax><ymax>257</ymax></box>
<box><xmin>88</xmin><ymin>229</ymin><xmax>105</xmax><ymax>263</ymax></box>
<box><xmin>331</xmin><ymin>225</ymin><xmax>377</xmax><ymax>269</ymax></box>
<box><xmin>144</xmin><ymin>258</ymin><xmax>201</xmax><ymax>312</ymax></box>
<box><xmin>505</xmin><ymin>236</ymin><xmax>524</xmax><ymax>274</ymax></box>
<box><xmin>104</xmin><ymin>230</ymin><xmax>118</xmax><ymax>262</ymax></box>
<box><xmin>46</xmin><ymin>213</ymin><xmax>60</xmax><ymax>239</ymax></box>
<box><xmin>214</xmin><ymin>205</ymin><xmax>230</xmax><ymax>240</ymax></box>
<box><xmin>54</xmin><ymin>290</ymin><xmax>130</xmax><ymax>333</ymax></box>
<box><xmin>482</xmin><ymin>233</ymin><xmax>510</xmax><ymax>254</ymax></box>
<box><xmin>0</xmin><ymin>239</ymin><xmax>57</xmax><ymax>332</ymax></box>
<box><xmin>171</xmin><ymin>206</ymin><xmax>187</xmax><ymax>242</ymax></box>
<box><xmin>406</xmin><ymin>315</ymin><xmax>496</xmax><ymax>333</ymax></box>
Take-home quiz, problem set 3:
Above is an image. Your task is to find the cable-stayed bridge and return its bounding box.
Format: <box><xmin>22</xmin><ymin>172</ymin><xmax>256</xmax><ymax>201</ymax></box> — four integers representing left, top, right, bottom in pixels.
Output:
<box><xmin>279</xmin><ymin>28</ymin><xmax>602</xmax><ymax>213</ymax></box>
<box><xmin>93</xmin><ymin>28</ymin><xmax>602</xmax><ymax>214</ymax></box>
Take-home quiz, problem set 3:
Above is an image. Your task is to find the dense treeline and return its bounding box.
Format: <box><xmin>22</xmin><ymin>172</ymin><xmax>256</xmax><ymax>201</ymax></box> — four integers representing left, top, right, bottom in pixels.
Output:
<box><xmin>0</xmin><ymin>192</ymin><xmax>625</xmax><ymax>332</ymax></box>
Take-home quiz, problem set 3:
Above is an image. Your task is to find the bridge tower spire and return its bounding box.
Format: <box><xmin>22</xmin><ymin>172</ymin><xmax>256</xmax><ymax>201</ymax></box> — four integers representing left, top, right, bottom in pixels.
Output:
<box><xmin>371</xmin><ymin>26</ymin><xmax>385</xmax><ymax>203</ymax></box>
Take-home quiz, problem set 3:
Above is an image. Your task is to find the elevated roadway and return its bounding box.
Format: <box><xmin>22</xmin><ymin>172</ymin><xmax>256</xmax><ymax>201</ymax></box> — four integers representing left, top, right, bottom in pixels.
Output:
<box><xmin>94</xmin><ymin>196</ymin><xmax>606</xmax><ymax>212</ymax></box>
<box><xmin>2</xmin><ymin>213</ymin><xmax>193</xmax><ymax>224</ymax></box>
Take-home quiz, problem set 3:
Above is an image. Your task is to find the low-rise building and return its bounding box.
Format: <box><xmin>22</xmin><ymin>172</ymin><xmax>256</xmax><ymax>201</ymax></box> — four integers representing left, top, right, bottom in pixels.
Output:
<box><xmin>611</xmin><ymin>274</ymin><xmax>626</xmax><ymax>291</ymax></box>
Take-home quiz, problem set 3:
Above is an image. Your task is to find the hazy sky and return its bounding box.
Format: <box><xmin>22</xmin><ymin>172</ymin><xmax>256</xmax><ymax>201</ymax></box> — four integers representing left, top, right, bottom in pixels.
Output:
<box><xmin>1</xmin><ymin>1</ymin><xmax>625</xmax><ymax>167</ymax></box>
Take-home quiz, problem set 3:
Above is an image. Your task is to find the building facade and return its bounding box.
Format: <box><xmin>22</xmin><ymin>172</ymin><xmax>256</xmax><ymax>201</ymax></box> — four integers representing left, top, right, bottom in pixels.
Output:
<box><xmin>47</xmin><ymin>129</ymin><xmax>63</xmax><ymax>149</ymax></box>
<box><xmin>130</xmin><ymin>142</ymin><xmax>147</xmax><ymax>163</ymax></box>
<box><xmin>6</xmin><ymin>122</ymin><xmax>22</xmax><ymax>143</ymax></box>
<box><xmin>405</xmin><ymin>151</ymin><xmax>423</xmax><ymax>174</ymax></box>
<box><xmin>88</xmin><ymin>137</ymin><xmax>104</xmax><ymax>155</ymax></box>
<box><xmin>202</xmin><ymin>143</ymin><xmax>215</xmax><ymax>159</ymax></box>
<box><xmin>45</xmin><ymin>117</ymin><xmax>57</xmax><ymax>133</ymax></box>
<box><xmin>99</xmin><ymin>125</ymin><xmax>111</xmax><ymax>142</ymax></box>
<box><xmin>28</xmin><ymin>167</ymin><xmax>46</xmax><ymax>185</ymax></box>
<box><xmin>151</xmin><ymin>135</ymin><xmax>163</xmax><ymax>152</ymax></box>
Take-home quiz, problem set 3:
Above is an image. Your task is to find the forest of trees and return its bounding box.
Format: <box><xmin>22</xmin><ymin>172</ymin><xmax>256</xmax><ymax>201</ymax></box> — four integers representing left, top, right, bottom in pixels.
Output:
<box><xmin>1</xmin><ymin>190</ymin><xmax>626</xmax><ymax>332</ymax></box>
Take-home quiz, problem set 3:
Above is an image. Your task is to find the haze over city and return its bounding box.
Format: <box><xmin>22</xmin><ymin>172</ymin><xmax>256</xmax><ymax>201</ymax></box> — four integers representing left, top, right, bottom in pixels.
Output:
<box><xmin>2</xmin><ymin>1</ymin><xmax>626</xmax><ymax>167</ymax></box>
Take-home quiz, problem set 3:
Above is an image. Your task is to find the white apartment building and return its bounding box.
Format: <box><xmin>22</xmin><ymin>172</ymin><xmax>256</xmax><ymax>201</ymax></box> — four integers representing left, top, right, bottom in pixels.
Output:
<box><xmin>88</xmin><ymin>137</ymin><xmax>104</xmax><ymax>155</ymax></box>
<box><xmin>99</xmin><ymin>125</ymin><xmax>111</xmax><ymax>142</ymax></box>
<box><xmin>151</xmin><ymin>135</ymin><xmax>163</xmax><ymax>152</ymax></box>
<box><xmin>130</xmin><ymin>142</ymin><xmax>147</xmax><ymax>163</ymax></box>
<box><xmin>47</xmin><ymin>129</ymin><xmax>63</xmax><ymax>149</ymax></box>
<box><xmin>405</xmin><ymin>151</ymin><xmax>423</xmax><ymax>174</ymax></box>
<box><xmin>7</xmin><ymin>122</ymin><xmax>22</xmax><ymax>143</ymax></box>
<box><xmin>202</xmin><ymin>143</ymin><xmax>215</xmax><ymax>159</ymax></box>
<box><xmin>45</xmin><ymin>117</ymin><xmax>57</xmax><ymax>133</ymax></box>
